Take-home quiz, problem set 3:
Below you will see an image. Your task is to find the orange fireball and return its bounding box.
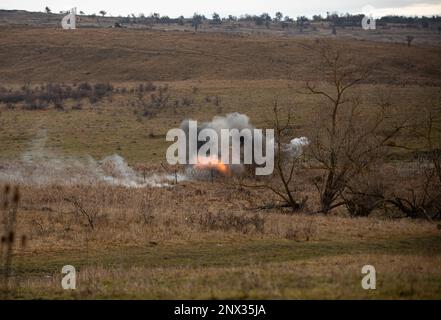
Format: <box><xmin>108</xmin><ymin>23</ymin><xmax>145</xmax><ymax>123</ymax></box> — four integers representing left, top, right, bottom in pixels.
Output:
<box><xmin>193</xmin><ymin>155</ymin><xmax>229</xmax><ymax>174</ymax></box>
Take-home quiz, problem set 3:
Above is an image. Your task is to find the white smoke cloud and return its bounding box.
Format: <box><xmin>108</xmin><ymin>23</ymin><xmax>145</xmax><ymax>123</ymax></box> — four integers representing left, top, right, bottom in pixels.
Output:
<box><xmin>286</xmin><ymin>137</ymin><xmax>310</xmax><ymax>157</ymax></box>
<box><xmin>181</xmin><ymin>112</ymin><xmax>255</xmax><ymax>145</ymax></box>
<box><xmin>203</xmin><ymin>112</ymin><xmax>252</xmax><ymax>133</ymax></box>
<box><xmin>181</xmin><ymin>112</ymin><xmax>261</xmax><ymax>153</ymax></box>
<box><xmin>180</xmin><ymin>113</ymin><xmax>309</xmax><ymax>175</ymax></box>
<box><xmin>0</xmin><ymin>130</ymin><xmax>184</xmax><ymax>188</ymax></box>
<box><xmin>0</xmin><ymin>154</ymin><xmax>184</xmax><ymax>188</ymax></box>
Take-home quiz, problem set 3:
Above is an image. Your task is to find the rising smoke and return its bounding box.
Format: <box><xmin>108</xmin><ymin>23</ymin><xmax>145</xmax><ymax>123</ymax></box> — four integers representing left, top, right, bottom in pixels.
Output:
<box><xmin>0</xmin><ymin>115</ymin><xmax>310</xmax><ymax>187</ymax></box>
<box><xmin>0</xmin><ymin>130</ymin><xmax>183</xmax><ymax>188</ymax></box>
<box><xmin>180</xmin><ymin>113</ymin><xmax>261</xmax><ymax>176</ymax></box>
<box><xmin>285</xmin><ymin>137</ymin><xmax>310</xmax><ymax>157</ymax></box>
<box><xmin>180</xmin><ymin>112</ymin><xmax>309</xmax><ymax>175</ymax></box>
<box><xmin>180</xmin><ymin>112</ymin><xmax>258</xmax><ymax>151</ymax></box>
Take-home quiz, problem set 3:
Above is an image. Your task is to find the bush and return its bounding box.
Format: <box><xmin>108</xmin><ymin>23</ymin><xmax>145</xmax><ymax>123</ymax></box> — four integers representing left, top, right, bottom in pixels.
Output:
<box><xmin>93</xmin><ymin>83</ymin><xmax>113</xmax><ymax>99</ymax></box>
<box><xmin>343</xmin><ymin>177</ymin><xmax>385</xmax><ymax>217</ymax></box>
<box><xmin>0</xmin><ymin>82</ymin><xmax>114</xmax><ymax>109</ymax></box>
<box><xmin>23</xmin><ymin>100</ymin><xmax>48</xmax><ymax>110</ymax></box>
<box><xmin>137</xmin><ymin>82</ymin><xmax>156</xmax><ymax>93</ymax></box>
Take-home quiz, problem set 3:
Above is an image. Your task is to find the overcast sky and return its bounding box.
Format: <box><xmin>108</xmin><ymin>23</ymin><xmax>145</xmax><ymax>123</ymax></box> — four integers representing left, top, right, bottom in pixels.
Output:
<box><xmin>1</xmin><ymin>0</ymin><xmax>441</xmax><ymax>18</ymax></box>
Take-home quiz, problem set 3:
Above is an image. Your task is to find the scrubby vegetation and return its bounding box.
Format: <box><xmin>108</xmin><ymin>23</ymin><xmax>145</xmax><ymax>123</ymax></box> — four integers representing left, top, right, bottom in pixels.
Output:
<box><xmin>0</xmin><ymin>24</ymin><xmax>440</xmax><ymax>299</ymax></box>
<box><xmin>0</xmin><ymin>82</ymin><xmax>113</xmax><ymax>110</ymax></box>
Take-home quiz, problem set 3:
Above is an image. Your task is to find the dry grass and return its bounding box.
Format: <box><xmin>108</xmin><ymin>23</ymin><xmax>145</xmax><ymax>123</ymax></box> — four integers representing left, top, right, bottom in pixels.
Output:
<box><xmin>0</xmin><ymin>26</ymin><xmax>440</xmax><ymax>299</ymax></box>
<box><xmin>0</xmin><ymin>155</ymin><xmax>439</xmax><ymax>299</ymax></box>
<box><xmin>0</xmin><ymin>28</ymin><xmax>440</xmax><ymax>84</ymax></box>
<box><xmin>13</xmin><ymin>181</ymin><xmax>439</xmax><ymax>248</ymax></box>
<box><xmin>8</xmin><ymin>253</ymin><xmax>441</xmax><ymax>299</ymax></box>
<box><xmin>0</xmin><ymin>80</ymin><xmax>438</xmax><ymax>164</ymax></box>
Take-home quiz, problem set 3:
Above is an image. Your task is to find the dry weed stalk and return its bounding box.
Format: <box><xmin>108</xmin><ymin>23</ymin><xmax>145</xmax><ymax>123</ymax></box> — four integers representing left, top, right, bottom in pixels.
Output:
<box><xmin>64</xmin><ymin>196</ymin><xmax>98</xmax><ymax>231</ymax></box>
<box><xmin>1</xmin><ymin>185</ymin><xmax>23</xmax><ymax>295</ymax></box>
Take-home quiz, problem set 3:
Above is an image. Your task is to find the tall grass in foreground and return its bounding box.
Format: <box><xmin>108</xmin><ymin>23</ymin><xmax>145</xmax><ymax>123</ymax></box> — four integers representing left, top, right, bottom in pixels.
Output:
<box><xmin>0</xmin><ymin>185</ymin><xmax>26</xmax><ymax>297</ymax></box>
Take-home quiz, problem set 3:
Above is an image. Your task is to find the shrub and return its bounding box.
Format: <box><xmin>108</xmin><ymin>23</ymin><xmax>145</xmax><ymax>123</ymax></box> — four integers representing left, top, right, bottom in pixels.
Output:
<box><xmin>0</xmin><ymin>82</ymin><xmax>114</xmax><ymax>109</ymax></box>
<box><xmin>93</xmin><ymin>83</ymin><xmax>113</xmax><ymax>99</ymax></box>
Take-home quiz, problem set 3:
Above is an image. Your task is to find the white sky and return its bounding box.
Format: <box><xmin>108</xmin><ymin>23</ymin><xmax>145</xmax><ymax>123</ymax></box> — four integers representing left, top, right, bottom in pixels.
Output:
<box><xmin>1</xmin><ymin>0</ymin><xmax>441</xmax><ymax>18</ymax></box>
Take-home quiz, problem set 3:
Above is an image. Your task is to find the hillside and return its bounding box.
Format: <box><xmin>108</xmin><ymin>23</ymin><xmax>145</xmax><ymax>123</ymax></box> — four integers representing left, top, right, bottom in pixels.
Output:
<box><xmin>0</xmin><ymin>9</ymin><xmax>440</xmax><ymax>301</ymax></box>
<box><xmin>0</xmin><ymin>27</ymin><xmax>440</xmax><ymax>85</ymax></box>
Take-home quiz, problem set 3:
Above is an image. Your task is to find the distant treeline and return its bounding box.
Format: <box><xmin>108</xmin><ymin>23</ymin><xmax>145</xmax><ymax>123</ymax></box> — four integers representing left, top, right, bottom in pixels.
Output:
<box><xmin>114</xmin><ymin>11</ymin><xmax>441</xmax><ymax>28</ymax></box>
<box><xmin>5</xmin><ymin>8</ymin><xmax>439</xmax><ymax>30</ymax></box>
<box><xmin>318</xmin><ymin>13</ymin><xmax>441</xmax><ymax>27</ymax></box>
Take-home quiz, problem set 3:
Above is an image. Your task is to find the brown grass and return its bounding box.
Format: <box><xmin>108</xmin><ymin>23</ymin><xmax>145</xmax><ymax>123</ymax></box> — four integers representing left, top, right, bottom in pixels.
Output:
<box><xmin>9</xmin><ymin>181</ymin><xmax>439</xmax><ymax>252</ymax></box>
<box><xmin>0</xmin><ymin>28</ymin><xmax>440</xmax><ymax>84</ymax></box>
<box><xmin>0</xmin><ymin>26</ymin><xmax>440</xmax><ymax>299</ymax></box>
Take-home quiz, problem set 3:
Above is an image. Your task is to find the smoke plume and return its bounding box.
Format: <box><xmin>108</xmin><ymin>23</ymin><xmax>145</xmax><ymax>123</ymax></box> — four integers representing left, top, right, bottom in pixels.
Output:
<box><xmin>0</xmin><ymin>130</ymin><xmax>182</xmax><ymax>188</ymax></box>
<box><xmin>285</xmin><ymin>137</ymin><xmax>310</xmax><ymax>157</ymax></box>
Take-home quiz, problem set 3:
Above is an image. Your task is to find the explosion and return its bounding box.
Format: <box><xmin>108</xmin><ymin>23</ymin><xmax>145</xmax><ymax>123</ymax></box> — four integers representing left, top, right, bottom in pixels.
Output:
<box><xmin>193</xmin><ymin>155</ymin><xmax>229</xmax><ymax>175</ymax></box>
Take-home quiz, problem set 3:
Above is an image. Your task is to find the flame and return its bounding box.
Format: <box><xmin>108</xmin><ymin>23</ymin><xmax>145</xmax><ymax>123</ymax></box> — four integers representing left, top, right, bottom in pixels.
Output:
<box><xmin>193</xmin><ymin>155</ymin><xmax>229</xmax><ymax>174</ymax></box>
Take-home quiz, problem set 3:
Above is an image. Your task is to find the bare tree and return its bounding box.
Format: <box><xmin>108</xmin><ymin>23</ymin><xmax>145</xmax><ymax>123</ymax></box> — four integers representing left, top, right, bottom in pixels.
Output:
<box><xmin>385</xmin><ymin>100</ymin><xmax>441</xmax><ymax>219</ymax></box>
<box><xmin>64</xmin><ymin>196</ymin><xmax>98</xmax><ymax>231</ymax></box>
<box><xmin>239</xmin><ymin>103</ymin><xmax>307</xmax><ymax>212</ymax></box>
<box><xmin>406</xmin><ymin>35</ymin><xmax>415</xmax><ymax>47</ymax></box>
<box><xmin>301</xmin><ymin>41</ymin><xmax>403</xmax><ymax>214</ymax></box>
<box><xmin>45</xmin><ymin>6</ymin><xmax>51</xmax><ymax>23</ymax></box>
<box><xmin>192</xmin><ymin>13</ymin><xmax>204</xmax><ymax>31</ymax></box>
<box><xmin>211</xmin><ymin>13</ymin><xmax>222</xmax><ymax>25</ymax></box>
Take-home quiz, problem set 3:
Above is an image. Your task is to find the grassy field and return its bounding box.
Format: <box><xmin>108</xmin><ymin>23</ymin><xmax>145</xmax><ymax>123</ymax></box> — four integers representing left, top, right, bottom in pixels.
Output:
<box><xmin>0</xmin><ymin>26</ymin><xmax>440</xmax><ymax>299</ymax></box>
<box><xmin>0</xmin><ymin>80</ymin><xmax>438</xmax><ymax>163</ymax></box>
<box><xmin>1</xmin><ymin>28</ymin><xmax>441</xmax><ymax>83</ymax></box>
<box><xmin>9</xmin><ymin>236</ymin><xmax>441</xmax><ymax>299</ymax></box>
<box><xmin>0</xmin><ymin>180</ymin><xmax>440</xmax><ymax>299</ymax></box>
